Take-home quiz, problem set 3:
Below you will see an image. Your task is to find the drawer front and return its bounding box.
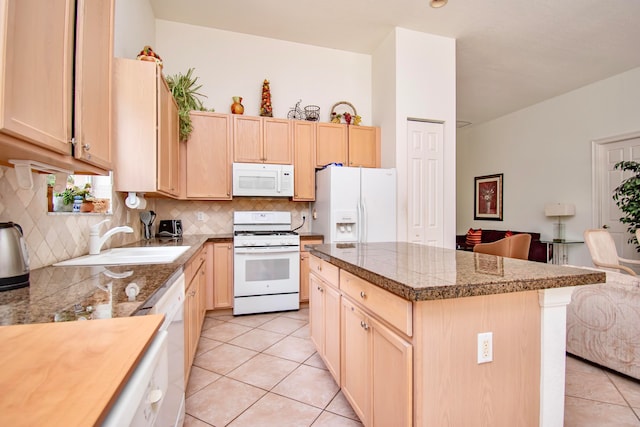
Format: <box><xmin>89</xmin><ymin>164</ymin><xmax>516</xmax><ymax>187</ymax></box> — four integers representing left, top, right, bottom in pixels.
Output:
<box><xmin>340</xmin><ymin>270</ymin><xmax>412</xmax><ymax>337</ymax></box>
<box><xmin>186</xmin><ymin>246</ymin><xmax>206</xmax><ymax>284</ymax></box>
<box><xmin>309</xmin><ymin>254</ymin><xmax>339</xmax><ymax>287</ymax></box>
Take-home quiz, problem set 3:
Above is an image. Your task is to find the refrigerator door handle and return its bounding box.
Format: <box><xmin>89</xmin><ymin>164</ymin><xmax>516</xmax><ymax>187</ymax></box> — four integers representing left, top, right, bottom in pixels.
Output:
<box><xmin>361</xmin><ymin>198</ymin><xmax>367</xmax><ymax>243</ymax></box>
<box><xmin>356</xmin><ymin>200</ymin><xmax>362</xmax><ymax>243</ymax></box>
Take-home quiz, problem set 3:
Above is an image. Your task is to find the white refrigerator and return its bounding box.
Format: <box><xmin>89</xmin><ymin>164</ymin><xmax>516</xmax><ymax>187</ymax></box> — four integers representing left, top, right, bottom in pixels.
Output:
<box><xmin>312</xmin><ymin>166</ymin><xmax>397</xmax><ymax>243</ymax></box>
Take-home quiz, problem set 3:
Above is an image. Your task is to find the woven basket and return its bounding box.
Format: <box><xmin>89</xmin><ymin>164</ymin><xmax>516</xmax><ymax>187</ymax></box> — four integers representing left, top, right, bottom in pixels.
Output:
<box><xmin>330</xmin><ymin>101</ymin><xmax>358</xmax><ymax>124</ymax></box>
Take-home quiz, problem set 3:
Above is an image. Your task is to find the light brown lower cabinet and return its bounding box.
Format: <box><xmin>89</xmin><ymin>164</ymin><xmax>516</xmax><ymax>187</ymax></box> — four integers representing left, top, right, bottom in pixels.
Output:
<box><xmin>300</xmin><ymin>239</ymin><xmax>323</xmax><ymax>302</ymax></box>
<box><xmin>309</xmin><ymin>273</ymin><xmax>341</xmax><ymax>383</ymax></box>
<box><xmin>309</xmin><ymin>254</ymin><xmax>412</xmax><ymax>427</ymax></box>
<box><xmin>212</xmin><ymin>242</ymin><xmax>234</xmax><ymax>309</ymax></box>
<box><xmin>184</xmin><ymin>246</ymin><xmax>207</xmax><ymax>383</ymax></box>
<box><xmin>311</xmin><ymin>253</ymin><xmax>544</xmax><ymax>427</ymax></box>
<box><xmin>341</xmin><ymin>297</ymin><xmax>412</xmax><ymax>427</ymax></box>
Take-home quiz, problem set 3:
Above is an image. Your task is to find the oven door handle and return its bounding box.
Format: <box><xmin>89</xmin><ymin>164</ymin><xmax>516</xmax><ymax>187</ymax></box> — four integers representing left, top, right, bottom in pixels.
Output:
<box><xmin>234</xmin><ymin>247</ymin><xmax>300</xmax><ymax>255</ymax></box>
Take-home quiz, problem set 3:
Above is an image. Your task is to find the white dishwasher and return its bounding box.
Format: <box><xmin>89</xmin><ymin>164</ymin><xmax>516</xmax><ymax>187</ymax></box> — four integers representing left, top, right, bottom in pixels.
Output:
<box><xmin>102</xmin><ymin>272</ymin><xmax>185</xmax><ymax>427</ymax></box>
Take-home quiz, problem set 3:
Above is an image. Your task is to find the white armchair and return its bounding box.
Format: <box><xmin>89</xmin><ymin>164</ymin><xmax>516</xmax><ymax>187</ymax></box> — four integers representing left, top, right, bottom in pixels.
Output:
<box><xmin>583</xmin><ymin>229</ymin><xmax>640</xmax><ymax>275</ymax></box>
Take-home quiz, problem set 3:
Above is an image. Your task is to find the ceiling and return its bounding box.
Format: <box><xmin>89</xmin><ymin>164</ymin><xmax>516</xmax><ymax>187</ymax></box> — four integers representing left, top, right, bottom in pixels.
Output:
<box><xmin>149</xmin><ymin>0</ymin><xmax>640</xmax><ymax>127</ymax></box>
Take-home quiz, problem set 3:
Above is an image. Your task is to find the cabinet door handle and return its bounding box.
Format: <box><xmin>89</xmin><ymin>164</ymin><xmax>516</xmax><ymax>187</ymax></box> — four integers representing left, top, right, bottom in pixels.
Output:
<box><xmin>360</xmin><ymin>291</ymin><xmax>366</xmax><ymax>299</ymax></box>
<box><xmin>360</xmin><ymin>320</ymin><xmax>369</xmax><ymax>330</ymax></box>
<box><xmin>83</xmin><ymin>143</ymin><xmax>91</xmax><ymax>151</ymax></box>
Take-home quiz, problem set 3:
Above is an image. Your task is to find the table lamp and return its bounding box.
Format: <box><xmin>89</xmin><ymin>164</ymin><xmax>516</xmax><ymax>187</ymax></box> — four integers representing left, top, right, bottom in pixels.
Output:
<box><xmin>544</xmin><ymin>203</ymin><xmax>576</xmax><ymax>242</ymax></box>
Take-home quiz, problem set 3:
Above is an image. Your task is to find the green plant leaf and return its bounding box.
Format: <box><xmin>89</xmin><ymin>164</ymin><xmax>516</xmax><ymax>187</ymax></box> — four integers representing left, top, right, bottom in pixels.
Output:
<box><xmin>613</xmin><ymin>160</ymin><xmax>640</xmax><ymax>251</ymax></box>
<box><xmin>166</xmin><ymin>68</ymin><xmax>214</xmax><ymax>141</ymax></box>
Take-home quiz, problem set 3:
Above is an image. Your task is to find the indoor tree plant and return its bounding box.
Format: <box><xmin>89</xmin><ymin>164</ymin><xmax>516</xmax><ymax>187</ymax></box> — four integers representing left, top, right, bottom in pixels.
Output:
<box><xmin>612</xmin><ymin>160</ymin><xmax>640</xmax><ymax>251</ymax></box>
<box><xmin>165</xmin><ymin>68</ymin><xmax>213</xmax><ymax>141</ymax></box>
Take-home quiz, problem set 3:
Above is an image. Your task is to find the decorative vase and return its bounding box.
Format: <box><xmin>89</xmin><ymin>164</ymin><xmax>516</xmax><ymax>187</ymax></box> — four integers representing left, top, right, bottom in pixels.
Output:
<box><xmin>53</xmin><ymin>195</ymin><xmax>72</xmax><ymax>212</ymax></box>
<box><xmin>231</xmin><ymin>96</ymin><xmax>244</xmax><ymax>115</ymax></box>
<box><xmin>72</xmin><ymin>196</ymin><xmax>83</xmax><ymax>213</ymax></box>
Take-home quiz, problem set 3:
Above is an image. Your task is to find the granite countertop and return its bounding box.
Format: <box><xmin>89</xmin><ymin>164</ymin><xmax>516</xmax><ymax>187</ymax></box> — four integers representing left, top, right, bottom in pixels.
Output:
<box><xmin>0</xmin><ymin>234</ymin><xmax>232</xmax><ymax>325</ymax></box>
<box><xmin>309</xmin><ymin>242</ymin><xmax>606</xmax><ymax>301</ymax></box>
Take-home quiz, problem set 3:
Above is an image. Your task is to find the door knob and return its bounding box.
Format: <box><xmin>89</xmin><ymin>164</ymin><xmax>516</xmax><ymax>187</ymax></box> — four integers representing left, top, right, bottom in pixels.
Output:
<box><xmin>602</xmin><ymin>224</ymin><xmax>610</xmax><ymax>229</ymax></box>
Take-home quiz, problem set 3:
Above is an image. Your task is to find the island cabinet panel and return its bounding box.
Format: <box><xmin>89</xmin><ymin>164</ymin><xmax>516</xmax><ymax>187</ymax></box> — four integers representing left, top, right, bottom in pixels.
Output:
<box><xmin>412</xmin><ymin>290</ymin><xmax>541</xmax><ymax>427</ymax></box>
<box><xmin>309</xmin><ymin>254</ymin><xmax>339</xmax><ymax>285</ymax></box>
<box><xmin>369</xmin><ymin>315</ymin><xmax>412</xmax><ymax>427</ymax></box>
<box><xmin>183</xmin><ymin>112</ymin><xmax>232</xmax><ymax>199</ymax></box>
<box><xmin>340</xmin><ymin>299</ymin><xmax>369</xmax><ymax>423</ymax></box>
<box><xmin>341</xmin><ymin>296</ymin><xmax>412</xmax><ymax>427</ymax></box>
<box><xmin>309</xmin><ymin>262</ymin><xmax>341</xmax><ymax>384</ymax></box>
<box><xmin>300</xmin><ymin>239</ymin><xmax>323</xmax><ymax>302</ymax></box>
<box><xmin>340</xmin><ymin>270</ymin><xmax>412</xmax><ymax>337</ymax></box>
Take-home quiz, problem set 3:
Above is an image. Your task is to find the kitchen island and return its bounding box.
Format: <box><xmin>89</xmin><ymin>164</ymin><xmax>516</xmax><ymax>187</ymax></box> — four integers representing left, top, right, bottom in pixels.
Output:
<box><xmin>308</xmin><ymin>242</ymin><xmax>605</xmax><ymax>427</ymax></box>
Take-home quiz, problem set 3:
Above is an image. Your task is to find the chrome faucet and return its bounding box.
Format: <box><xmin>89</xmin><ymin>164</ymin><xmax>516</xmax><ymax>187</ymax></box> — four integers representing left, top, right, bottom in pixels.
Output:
<box><xmin>89</xmin><ymin>219</ymin><xmax>134</xmax><ymax>255</ymax></box>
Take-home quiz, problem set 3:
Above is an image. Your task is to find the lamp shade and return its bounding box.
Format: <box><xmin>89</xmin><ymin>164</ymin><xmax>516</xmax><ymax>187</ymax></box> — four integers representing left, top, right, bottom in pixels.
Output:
<box><xmin>544</xmin><ymin>203</ymin><xmax>576</xmax><ymax>217</ymax></box>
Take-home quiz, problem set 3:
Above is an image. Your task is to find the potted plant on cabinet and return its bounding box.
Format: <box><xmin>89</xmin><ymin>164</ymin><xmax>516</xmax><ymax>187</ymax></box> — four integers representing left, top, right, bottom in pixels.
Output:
<box><xmin>165</xmin><ymin>68</ymin><xmax>213</xmax><ymax>141</ymax></box>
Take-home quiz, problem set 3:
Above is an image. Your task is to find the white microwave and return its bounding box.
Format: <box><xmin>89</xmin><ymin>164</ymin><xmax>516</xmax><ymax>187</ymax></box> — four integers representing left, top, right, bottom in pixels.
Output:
<box><xmin>232</xmin><ymin>163</ymin><xmax>294</xmax><ymax>197</ymax></box>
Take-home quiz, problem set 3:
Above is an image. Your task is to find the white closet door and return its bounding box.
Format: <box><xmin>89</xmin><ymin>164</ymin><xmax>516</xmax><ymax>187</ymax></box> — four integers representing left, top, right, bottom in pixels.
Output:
<box><xmin>407</xmin><ymin>120</ymin><xmax>444</xmax><ymax>247</ymax></box>
<box><xmin>595</xmin><ymin>134</ymin><xmax>640</xmax><ymax>260</ymax></box>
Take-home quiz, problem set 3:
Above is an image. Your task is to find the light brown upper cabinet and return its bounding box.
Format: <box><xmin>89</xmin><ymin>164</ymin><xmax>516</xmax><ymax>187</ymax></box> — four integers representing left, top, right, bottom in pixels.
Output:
<box><xmin>316</xmin><ymin>122</ymin><xmax>348</xmax><ymax>167</ymax></box>
<box><xmin>233</xmin><ymin>116</ymin><xmax>292</xmax><ymax>164</ymax></box>
<box><xmin>182</xmin><ymin>112</ymin><xmax>232</xmax><ymax>200</ymax></box>
<box><xmin>348</xmin><ymin>125</ymin><xmax>380</xmax><ymax>168</ymax></box>
<box><xmin>293</xmin><ymin>121</ymin><xmax>316</xmax><ymax>201</ymax></box>
<box><xmin>113</xmin><ymin>58</ymin><xmax>180</xmax><ymax>197</ymax></box>
<box><xmin>0</xmin><ymin>0</ymin><xmax>113</xmax><ymax>174</ymax></box>
<box><xmin>316</xmin><ymin>123</ymin><xmax>380</xmax><ymax>169</ymax></box>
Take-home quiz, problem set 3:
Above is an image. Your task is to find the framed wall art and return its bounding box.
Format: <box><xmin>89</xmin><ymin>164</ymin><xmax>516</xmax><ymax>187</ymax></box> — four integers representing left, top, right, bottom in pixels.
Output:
<box><xmin>474</xmin><ymin>173</ymin><xmax>503</xmax><ymax>221</ymax></box>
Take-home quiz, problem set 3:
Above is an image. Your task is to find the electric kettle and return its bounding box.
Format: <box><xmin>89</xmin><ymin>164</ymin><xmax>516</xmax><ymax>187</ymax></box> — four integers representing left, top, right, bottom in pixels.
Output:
<box><xmin>0</xmin><ymin>222</ymin><xmax>30</xmax><ymax>291</ymax></box>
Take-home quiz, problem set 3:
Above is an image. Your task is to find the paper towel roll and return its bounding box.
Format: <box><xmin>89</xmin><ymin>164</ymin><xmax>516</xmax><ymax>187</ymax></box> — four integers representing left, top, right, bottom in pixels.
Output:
<box><xmin>125</xmin><ymin>192</ymin><xmax>147</xmax><ymax>210</ymax></box>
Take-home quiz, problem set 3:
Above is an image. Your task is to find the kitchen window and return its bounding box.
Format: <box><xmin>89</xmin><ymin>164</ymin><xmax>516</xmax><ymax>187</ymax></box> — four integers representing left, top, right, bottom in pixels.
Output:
<box><xmin>47</xmin><ymin>173</ymin><xmax>113</xmax><ymax>215</ymax></box>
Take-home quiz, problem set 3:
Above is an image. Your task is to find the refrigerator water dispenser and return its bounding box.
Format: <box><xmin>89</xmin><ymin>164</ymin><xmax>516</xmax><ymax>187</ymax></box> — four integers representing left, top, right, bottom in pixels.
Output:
<box><xmin>334</xmin><ymin>211</ymin><xmax>357</xmax><ymax>242</ymax></box>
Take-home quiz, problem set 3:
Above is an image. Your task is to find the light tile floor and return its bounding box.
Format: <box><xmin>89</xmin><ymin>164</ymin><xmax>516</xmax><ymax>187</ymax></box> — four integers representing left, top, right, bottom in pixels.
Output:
<box><xmin>185</xmin><ymin>307</ymin><xmax>640</xmax><ymax>427</ymax></box>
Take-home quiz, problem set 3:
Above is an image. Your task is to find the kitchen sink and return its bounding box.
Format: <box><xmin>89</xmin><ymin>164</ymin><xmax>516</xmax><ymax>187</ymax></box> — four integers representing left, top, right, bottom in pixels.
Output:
<box><xmin>53</xmin><ymin>246</ymin><xmax>191</xmax><ymax>267</ymax></box>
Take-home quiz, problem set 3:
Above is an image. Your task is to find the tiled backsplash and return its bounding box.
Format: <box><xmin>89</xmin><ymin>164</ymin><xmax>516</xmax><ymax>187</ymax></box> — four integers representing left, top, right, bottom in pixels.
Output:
<box><xmin>0</xmin><ymin>166</ymin><xmax>138</xmax><ymax>269</ymax></box>
<box><xmin>152</xmin><ymin>198</ymin><xmax>311</xmax><ymax>236</ymax></box>
<box><xmin>0</xmin><ymin>165</ymin><xmax>312</xmax><ymax>270</ymax></box>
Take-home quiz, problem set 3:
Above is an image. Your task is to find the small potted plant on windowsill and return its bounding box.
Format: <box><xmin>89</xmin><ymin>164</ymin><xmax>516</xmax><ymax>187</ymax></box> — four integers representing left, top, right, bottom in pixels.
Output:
<box><xmin>53</xmin><ymin>184</ymin><xmax>94</xmax><ymax>213</ymax></box>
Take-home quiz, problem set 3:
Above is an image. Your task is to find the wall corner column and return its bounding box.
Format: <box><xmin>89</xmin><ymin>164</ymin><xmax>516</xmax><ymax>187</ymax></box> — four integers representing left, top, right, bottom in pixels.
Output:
<box><xmin>538</xmin><ymin>286</ymin><xmax>575</xmax><ymax>427</ymax></box>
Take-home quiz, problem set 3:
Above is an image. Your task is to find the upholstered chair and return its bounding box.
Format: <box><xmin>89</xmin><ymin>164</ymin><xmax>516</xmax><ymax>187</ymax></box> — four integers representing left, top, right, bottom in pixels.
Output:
<box><xmin>473</xmin><ymin>234</ymin><xmax>531</xmax><ymax>260</ymax></box>
<box><xmin>584</xmin><ymin>229</ymin><xmax>640</xmax><ymax>276</ymax></box>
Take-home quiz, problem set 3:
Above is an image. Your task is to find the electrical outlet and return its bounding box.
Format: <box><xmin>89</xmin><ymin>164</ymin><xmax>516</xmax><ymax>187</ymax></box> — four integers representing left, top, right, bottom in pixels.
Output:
<box><xmin>196</xmin><ymin>211</ymin><xmax>205</xmax><ymax>222</ymax></box>
<box><xmin>477</xmin><ymin>332</ymin><xmax>493</xmax><ymax>364</ymax></box>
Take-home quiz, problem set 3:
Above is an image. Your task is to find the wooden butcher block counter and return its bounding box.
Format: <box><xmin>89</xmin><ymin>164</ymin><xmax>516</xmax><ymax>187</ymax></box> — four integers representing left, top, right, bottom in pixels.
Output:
<box><xmin>0</xmin><ymin>314</ymin><xmax>163</xmax><ymax>427</ymax></box>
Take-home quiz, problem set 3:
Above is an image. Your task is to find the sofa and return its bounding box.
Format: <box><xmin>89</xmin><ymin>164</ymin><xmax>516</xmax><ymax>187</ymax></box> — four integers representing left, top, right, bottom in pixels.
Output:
<box><xmin>566</xmin><ymin>267</ymin><xmax>640</xmax><ymax>380</ymax></box>
<box><xmin>456</xmin><ymin>229</ymin><xmax>549</xmax><ymax>263</ymax></box>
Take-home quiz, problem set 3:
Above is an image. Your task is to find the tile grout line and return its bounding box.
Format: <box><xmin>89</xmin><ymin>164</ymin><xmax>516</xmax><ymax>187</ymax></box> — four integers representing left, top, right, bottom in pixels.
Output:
<box><xmin>603</xmin><ymin>370</ymin><xmax>640</xmax><ymax>422</ymax></box>
<box><xmin>191</xmin><ymin>310</ymin><xmax>353</xmax><ymax>426</ymax></box>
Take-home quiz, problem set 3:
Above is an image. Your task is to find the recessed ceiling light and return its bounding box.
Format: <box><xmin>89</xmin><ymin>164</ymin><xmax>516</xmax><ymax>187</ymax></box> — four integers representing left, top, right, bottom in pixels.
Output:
<box><xmin>430</xmin><ymin>0</ymin><xmax>448</xmax><ymax>8</ymax></box>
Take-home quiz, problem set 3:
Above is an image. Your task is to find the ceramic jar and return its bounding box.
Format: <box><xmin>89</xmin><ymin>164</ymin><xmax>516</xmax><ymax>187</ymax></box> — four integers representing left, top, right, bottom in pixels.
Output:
<box><xmin>231</xmin><ymin>96</ymin><xmax>244</xmax><ymax>114</ymax></box>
